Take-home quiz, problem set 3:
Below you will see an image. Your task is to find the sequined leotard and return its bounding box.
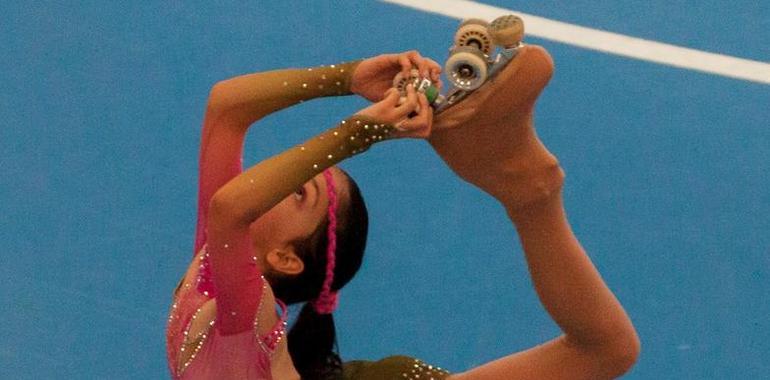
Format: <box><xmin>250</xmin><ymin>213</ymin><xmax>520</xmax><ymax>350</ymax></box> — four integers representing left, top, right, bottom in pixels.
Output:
<box><xmin>165</xmin><ymin>60</ymin><xmax>396</xmax><ymax>379</ymax></box>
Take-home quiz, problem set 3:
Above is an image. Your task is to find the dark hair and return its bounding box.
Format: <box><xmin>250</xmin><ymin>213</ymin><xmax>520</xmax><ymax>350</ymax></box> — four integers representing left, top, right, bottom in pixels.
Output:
<box><xmin>267</xmin><ymin>171</ymin><xmax>368</xmax><ymax>380</ymax></box>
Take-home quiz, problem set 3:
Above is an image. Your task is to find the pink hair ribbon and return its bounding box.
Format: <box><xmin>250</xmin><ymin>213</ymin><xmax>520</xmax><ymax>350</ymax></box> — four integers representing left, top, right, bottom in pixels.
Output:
<box><xmin>312</xmin><ymin>169</ymin><xmax>339</xmax><ymax>314</ymax></box>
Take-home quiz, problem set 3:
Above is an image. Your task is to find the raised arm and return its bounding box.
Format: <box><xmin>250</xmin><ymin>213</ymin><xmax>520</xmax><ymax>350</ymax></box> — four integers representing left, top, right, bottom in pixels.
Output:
<box><xmin>431</xmin><ymin>45</ymin><xmax>639</xmax><ymax>379</ymax></box>
<box><xmin>206</xmin><ymin>62</ymin><xmax>361</xmax><ymax>129</ymax></box>
<box><xmin>207</xmin><ymin>84</ymin><xmax>433</xmax><ymax>334</ymax></box>
<box><xmin>192</xmin><ymin>61</ymin><xmax>364</xmax><ymax>255</ymax></box>
<box><xmin>193</xmin><ymin>52</ymin><xmax>441</xmax><ymax>255</ymax></box>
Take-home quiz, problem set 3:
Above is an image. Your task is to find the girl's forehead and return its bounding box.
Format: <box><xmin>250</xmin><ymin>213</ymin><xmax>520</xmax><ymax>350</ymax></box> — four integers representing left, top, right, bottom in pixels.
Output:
<box><xmin>321</xmin><ymin>167</ymin><xmax>349</xmax><ymax>198</ymax></box>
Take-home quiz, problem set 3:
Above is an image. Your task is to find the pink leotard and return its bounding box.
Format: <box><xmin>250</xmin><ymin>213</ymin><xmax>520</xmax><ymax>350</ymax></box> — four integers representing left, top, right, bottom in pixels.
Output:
<box><xmin>165</xmin><ymin>61</ymin><xmax>368</xmax><ymax>379</ymax></box>
<box><xmin>165</xmin><ymin>113</ymin><xmax>287</xmax><ymax>379</ymax></box>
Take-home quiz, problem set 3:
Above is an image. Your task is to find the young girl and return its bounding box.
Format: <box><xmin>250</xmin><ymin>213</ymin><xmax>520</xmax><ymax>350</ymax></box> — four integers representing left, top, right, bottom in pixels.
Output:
<box><xmin>166</xmin><ymin>51</ymin><xmax>441</xmax><ymax>379</ymax></box>
<box><xmin>342</xmin><ymin>45</ymin><xmax>640</xmax><ymax>379</ymax></box>
<box><xmin>167</xmin><ymin>42</ymin><xmax>640</xmax><ymax>379</ymax></box>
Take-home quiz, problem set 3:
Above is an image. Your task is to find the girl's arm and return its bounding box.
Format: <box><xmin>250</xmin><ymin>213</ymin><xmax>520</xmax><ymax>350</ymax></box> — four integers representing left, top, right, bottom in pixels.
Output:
<box><xmin>193</xmin><ymin>61</ymin><xmax>361</xmax><ymax>255</ymax></box>
<box><xmin>194</xmin><ymin>52</ymin><xmax>441</xmax><ymax>255</ymax></box>
<box><xmin>206</xmin><ymin>62</ymin><xmax>361</xmax><ymax>129</ymax></box>
<box><xmin>208</xmin><ymin>87</ymin><xmax>432</xmax><ymax>334</ymax></box>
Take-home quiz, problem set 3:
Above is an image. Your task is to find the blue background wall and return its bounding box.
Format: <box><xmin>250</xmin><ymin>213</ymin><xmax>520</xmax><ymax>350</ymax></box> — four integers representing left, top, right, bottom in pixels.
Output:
<box><xmin>1</xmin><ymin>1</ymin><xmax>768</xmax><ymax>378</ymax></box>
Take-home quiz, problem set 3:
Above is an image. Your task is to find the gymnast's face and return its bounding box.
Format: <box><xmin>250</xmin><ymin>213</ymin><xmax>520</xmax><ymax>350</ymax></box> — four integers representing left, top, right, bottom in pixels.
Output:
<box><xmin>248</xmin><ymin>167</ymin><xmax>349</xmax><ymax>273</ymax></box>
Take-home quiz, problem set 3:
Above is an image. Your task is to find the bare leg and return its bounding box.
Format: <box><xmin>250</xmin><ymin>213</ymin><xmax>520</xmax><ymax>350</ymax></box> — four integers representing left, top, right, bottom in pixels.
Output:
<box><xmin>432</xmin><ymin>46</ymin><xmax>639</xmax><ymax>379</ymax></box>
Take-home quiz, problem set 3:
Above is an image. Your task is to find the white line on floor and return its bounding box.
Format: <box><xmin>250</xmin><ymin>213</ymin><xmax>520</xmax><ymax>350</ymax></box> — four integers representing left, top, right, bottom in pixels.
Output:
<box><xmin>381</xmin><ymin>0</ymin><xmax>770</xmax><ymax>85</ymax></box>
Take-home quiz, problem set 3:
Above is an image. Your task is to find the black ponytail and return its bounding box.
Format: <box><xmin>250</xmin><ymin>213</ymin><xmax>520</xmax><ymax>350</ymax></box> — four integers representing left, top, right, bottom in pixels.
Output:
<box><xmin>288</xmin><ymin>303</ymin><xmax>343</xmax><ymax>380</ymax></box>
<box><xmin>266</xmin><ymin>171</ymin><xmax>368</xmax><ymax>380</ymax></box>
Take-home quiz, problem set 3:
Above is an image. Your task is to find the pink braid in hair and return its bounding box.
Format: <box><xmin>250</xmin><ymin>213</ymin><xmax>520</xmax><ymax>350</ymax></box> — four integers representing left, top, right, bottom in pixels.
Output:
<box><xmin>312</xmin><ymin>169</ymin><xmax>339</xmax><ymax>314</ymax></box>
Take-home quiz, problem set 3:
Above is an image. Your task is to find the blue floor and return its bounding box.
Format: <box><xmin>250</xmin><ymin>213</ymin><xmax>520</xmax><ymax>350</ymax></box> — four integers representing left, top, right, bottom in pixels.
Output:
<box><xmin>1</xmin><ymin>1</ymin><xmax>768</xmax><ymax>378</ymax></box>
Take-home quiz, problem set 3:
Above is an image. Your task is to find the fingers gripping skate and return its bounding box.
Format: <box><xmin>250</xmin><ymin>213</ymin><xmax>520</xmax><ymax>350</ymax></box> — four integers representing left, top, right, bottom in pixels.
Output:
<box><xmin>392</xmin><ymin>69</ymin><xmax>440</xmax><ymax>105</ymax></box>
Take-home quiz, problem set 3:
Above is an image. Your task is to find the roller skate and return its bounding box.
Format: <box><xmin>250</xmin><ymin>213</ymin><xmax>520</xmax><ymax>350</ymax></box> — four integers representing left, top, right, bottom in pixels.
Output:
<box><xmin>427</xmin><ymin>14</ymin><xmax>560</xmax><ymax>208</ymax></box>
<box><xmin>435</xmin><ymin>14</ymin><xmax>525</xmax><ymax>114</ymax></box>
<box><xmin>391</xmin><ymin>15</ymin><xmax>526</xmax><ymax>115</ymax></box>
<box><xmin>392</xmin><ymin>68</ymin><xmax>441</xmax><ymax>106</ymax></box>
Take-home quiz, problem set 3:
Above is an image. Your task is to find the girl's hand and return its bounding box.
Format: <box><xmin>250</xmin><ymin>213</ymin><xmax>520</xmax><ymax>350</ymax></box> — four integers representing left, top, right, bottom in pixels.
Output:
<box><xmin>351</xmin><ymin>51</ymin><xmax>442</xmax><ymax>102</ymax></box>
<box><xmin>357</xmin><ymin>84</ymin><xmax>433</xmax><ymax>139</ymax></box>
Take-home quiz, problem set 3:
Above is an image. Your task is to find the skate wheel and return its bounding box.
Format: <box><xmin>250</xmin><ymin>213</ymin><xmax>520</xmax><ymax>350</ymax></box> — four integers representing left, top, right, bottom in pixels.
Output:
<box><xmin>444</xmin><ymin>46</ymin><xmax>488</xmax><ymax>91</ymax></box>
<box><xmin>454</xmin><ymin>19</ymin><xmax>493</xmax><ymax>56</ymax></box>
<box><xmin>489</xmin><ymin>15</ymin><xmax>524</xmax><ymax>48</ymax></box>
<box><xmin>392</xmin><ymin>69</ymin><xmax>421</xmax><ymax>95</ymax></box>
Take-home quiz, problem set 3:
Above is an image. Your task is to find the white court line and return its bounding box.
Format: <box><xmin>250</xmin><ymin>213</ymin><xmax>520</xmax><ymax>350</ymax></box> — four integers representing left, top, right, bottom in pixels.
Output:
<box><xmin>381</xmin><ymin>0</ymin><xmax>770</xmax><ymax>85</ymax></box>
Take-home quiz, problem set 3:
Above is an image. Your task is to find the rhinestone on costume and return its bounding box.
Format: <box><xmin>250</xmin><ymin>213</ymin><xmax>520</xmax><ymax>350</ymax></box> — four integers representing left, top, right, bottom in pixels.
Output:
<box><xmin>252</xmin><ymin>280</ymin><xmax>286</xmax><ymax>357</ymax></box>
<box><xmin>401</xmin><ymin>358</ymin><xmax>450</xmax><ymax>379</ymax></box>
<box><xmin>178</xmin><ymin>307</ymin><xmax>216</xmax><ymax>375</ymax></box>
